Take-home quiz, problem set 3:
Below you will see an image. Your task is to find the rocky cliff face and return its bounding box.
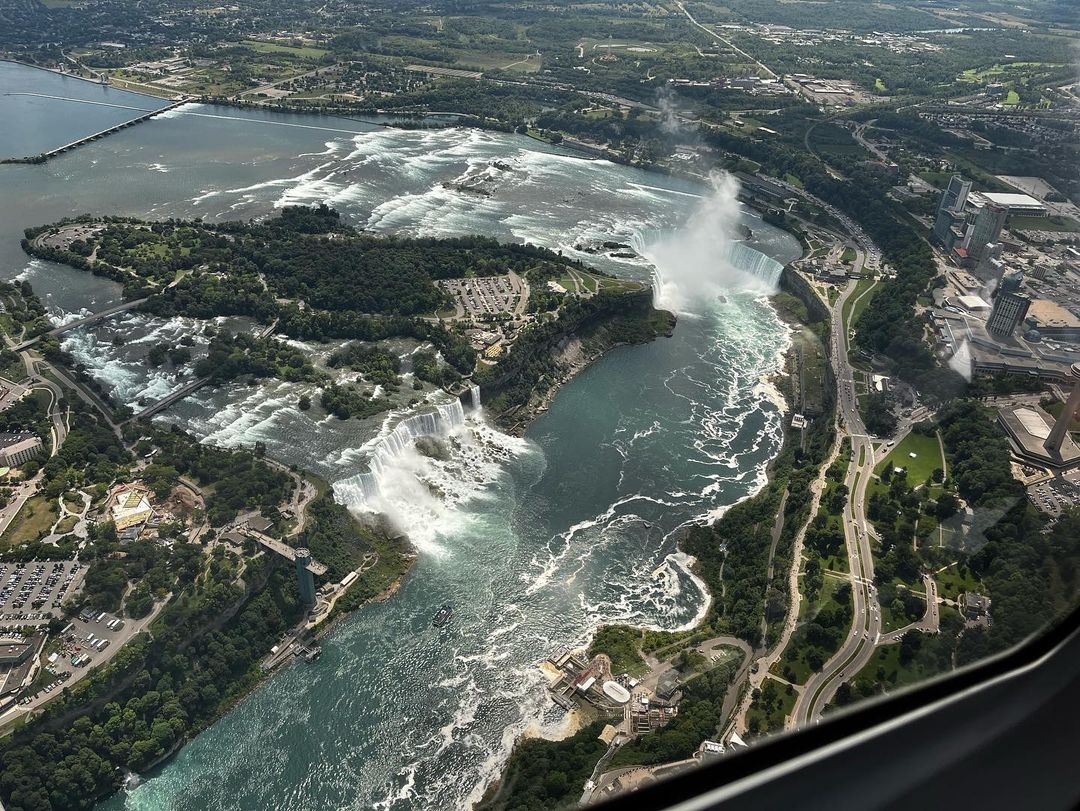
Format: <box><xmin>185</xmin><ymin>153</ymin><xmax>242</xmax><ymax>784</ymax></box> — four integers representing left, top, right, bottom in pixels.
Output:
<box><xmin>479</xmin><ymin>290</ymin><xmax>675</xmax><ymax>434</ymax></box>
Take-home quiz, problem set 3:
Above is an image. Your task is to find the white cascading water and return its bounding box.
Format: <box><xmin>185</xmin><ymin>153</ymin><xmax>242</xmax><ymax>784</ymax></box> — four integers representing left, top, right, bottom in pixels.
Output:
<box><xmin>354</xmin><ymin>399</ymin><xmax>470</xmax><ymax>501</ymax></box>
<box><xmin>633</xmin><ymin>170</ymin><xmax>784</xmax><ymax>314</ymax></box>
<box><xmin>333</xmin><ymin>393</ymin><xmax>527</xmax><ymax>554</ymax></box>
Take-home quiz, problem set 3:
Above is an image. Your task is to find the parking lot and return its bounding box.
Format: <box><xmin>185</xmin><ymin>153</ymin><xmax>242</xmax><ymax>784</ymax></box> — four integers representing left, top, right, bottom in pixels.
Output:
<box><xmin>1028</xmin><ymin>476</ymin><xmax>1080</xmax><ymax>516</ymax></box>
<box><xmin>0</xmin><ymin>559</ymin><xmax>83</xmax><ymax>627</ymax></box>
<box><xmin>16</xmin><ymin>607</ymin><xmax>131</xmax><ymax>706</ymax></box>
<box><xmin>439</xmin><ymin>274</ymin><xmax>526</xmax><ymax>318</ymax></box>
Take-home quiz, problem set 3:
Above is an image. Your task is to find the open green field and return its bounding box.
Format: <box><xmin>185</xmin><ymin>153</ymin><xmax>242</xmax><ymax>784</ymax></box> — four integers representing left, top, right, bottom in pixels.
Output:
<box><xmin>875</xmin><ymin>431</ymin><xmax>944</xmax><ymax>486</ymax></box>
<box><xmin>1008</xmin><ymin>214</ymin><xmax>1080</xmax><ymax>233</ymax></box>
<box><xmin>959</xmin><ymin>61</ymin><xmax>1051</xmax><ymax>82</ymax></box>
<box><xmin>746</xmin><ymin>677</ymin><xmax>798</xmax><ymax>736</ymax></box>
<box><xmin>1</xmin><ymin>495</ymin><xmax>60</xmax><ymax>551</ymax></box>
<box><xmin>852</xmin><ymin>639</ymin><xmax>936</xmax><ymax>692</ymax></box>
<box><xmin>454</xmin><ymin>51</ymin><xmax>541</xmax><ymax>73</ymax></box>
<box><xmin>579</xmin><ymin>39</ymin><xmax>686</xmax><ymax>57</ymax></box>
<box><xmin>596</xmin><ymin>276</ymin><xmax>644</xmax><ymax>293</ymax></box>
<box><xmin>934</xmin><ymin>561</ymin><xmax>982</xmax><ymax>601</ymax></box>
<box><xmin>842</xmin><ymin>278</ymin><xmax>878</xmax><ymax>334</ymax></box>
<box><xmin>240</xmin><ymin>39</ymin><xmax>329</xmax><ymax>59</ymax></box>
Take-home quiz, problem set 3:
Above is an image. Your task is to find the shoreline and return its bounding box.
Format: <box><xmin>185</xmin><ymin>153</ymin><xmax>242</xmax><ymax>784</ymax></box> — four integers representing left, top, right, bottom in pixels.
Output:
<box><xmin>497</xmin><ymin>336</ymin><xmax>636</xmax><ymax>437</ymax></box>
<box><xmin>0</xmin><ymin>57</ymin><xmax>171</xmax><ymax>103</ymax></box>
<box><xmin>115</xmin><ymin>517</ymin><xmax>418</xmax><ymax>798</ymax></box>
<box><xmin>479</xmin><ymin>295</ymin><xmax>805</xmax><ymax>805</ymax></box>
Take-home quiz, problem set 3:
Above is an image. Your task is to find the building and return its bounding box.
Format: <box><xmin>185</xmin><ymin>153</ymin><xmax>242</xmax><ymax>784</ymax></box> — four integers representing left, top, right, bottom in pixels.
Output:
<box><xmin>0</xmin><ymin>380</ymin><xmax>29</xmax><ymax>414</ymax></box>
<box><xmin>933</xmin><ymin>175</ymin><xmax>971</xmax><ymax>245</ymax></box>
<box><xmin>997</xmin><ymin>404</ymin><xmax>1080</xmax><ymax>470</ymax></box>
<box><xmin>955</xmin><ymin>294</ymin><xmax>991</xmax><ymax>314</ymax></box>
<box><xmin>1025</xmin><ymin>299</ymin><xmax>1080</xmax><ymax>342</ymax></box>
<box><xmin>959</xmin><ymin>592</ymin><xmax>991</xmax><ymax>621</ymax></box>
<box><xmin>968</xmin><ymin>191</ymin><xmax>1047</xmax><ymax>218</ymax></box>
<box><xmin>109</xmin><ymin>483</ymin><xmax>154</xmax><ymax>533</ymax></box>
<box><xmin>966</xmin><ymin>204</ymin><xmax>1007</xmax><ymax>263</ymax></box>
<box><xmin>0</xmin><ymin>432</ymin><xmax>43</xmax><ymax>467</ymax></box>
<box><xmin>1044</xmin><ymin>364</ymin><xmax>1080</xmax><ymax>458</ymax></box>
<box><xmin>941</xmin><ymin>174</ymin><xmax>972</xmax><ymax>214</ymax></box>
<box><xmin>245</xmin><ymin>515</ymin><xmax>273</xmax><ymax>533</ymax></box>
<box><xmin>295</xmin><ymin>548</ymin><xmax>317</xmax><ymax>605</ymax></box>
<box><xmin>974</xmin><ymin>243</ymin><xmax>1004</xmax><ymax>285</ymax></box>
<box><xmin>986</xmin><ymin>291</ymin><xmax>1031</xmax><ymax>338</ymax></box>
<box><xmin>0</xmin><ymin>639</ymin><xmax>33</xmax><ymax>667</ymax></box>
<box><xmin>998</xmin><ymin>268</ymin><xmax>1024</xmax><ymax>294</ymax></box>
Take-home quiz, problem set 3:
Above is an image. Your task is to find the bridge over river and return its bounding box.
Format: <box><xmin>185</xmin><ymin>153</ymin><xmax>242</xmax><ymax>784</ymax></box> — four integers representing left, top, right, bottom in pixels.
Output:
<box><xmin>13</xmin><ymin>298</ymin><xmax>149</xmax><ymax>351</ymax></box>
<box><xmin>4</xmin><ymin>96</ymin><xmax>192</xmax><ymax>162</ymax></box>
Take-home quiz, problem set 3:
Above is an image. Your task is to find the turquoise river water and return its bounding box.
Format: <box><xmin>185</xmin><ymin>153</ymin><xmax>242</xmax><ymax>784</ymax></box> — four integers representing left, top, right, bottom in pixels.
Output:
<box><xmin>0</xmin><ymin>61</ymin><xmax>802</xmax><ymax>811</ymax></box>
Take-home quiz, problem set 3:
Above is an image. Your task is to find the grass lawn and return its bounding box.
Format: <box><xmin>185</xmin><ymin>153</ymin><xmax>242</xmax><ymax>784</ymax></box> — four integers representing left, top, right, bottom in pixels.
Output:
<box><xmin>577</xmin><ymin>273</ymin><xmax>599</xmax><ymax>294</ymax></box>
<box><xmin>852</xmin><ymin>642</ymin><xmax>935</xmax><ymax>692</ymax></box>
<box><xmin>874</xmin><ymin>431</ymin><xmax>944</xmax><ymax>487</ymax></box>
<box><xmin>880</xmin><ymin>590</ymin><xmax>926</xmax><ymax>634</ymax></box>
<box><xmin>54</xmin><ymin>515</ymin><xmax>79</xmax><ymax>535</ymax></box>
<box><xmin>934</xmin><ymin>562</ymin><xmax>982</xmax><ymax>601</ymax></box>
<box><xmin>1008</xmin><ymin>214</ymin><xmax>1080</xmax><ymax>233</ymax></box>
<box><xmin>841</xmin><ymin>247</ymin><xmax>857</xmax><ymax>264</ymax></box>
<box><xmin>453</xmin><ymin>50</ymin><xmax>540</xmax><ymax>73</ymax></box>
<box><xmin>595</xmin><ymin>276</ymin><xmax>644</xmax><ymax>293</ymax></box>
<box><xmin>240</xmin><ymin>39</ymin><xmax>329</xmax><ymax>59</ymax></box>
<box><xmin>747</xmin><ymin>677</ymin><xmax>798</xmax><ymax>735</ymax></box>
<box><xmin>62</xmin><ymin>492</ymin><xmax>84</xmax><ymax>514</ymax></box>
<box><xmin>842</xmin><ymin>278</ymin><xmax>879</xmax><ymax>335</ymax></box>
<box><xmin>1</xmin><ymin>495</ymin><xmax>60</xmax><ymax>550</ymax></box>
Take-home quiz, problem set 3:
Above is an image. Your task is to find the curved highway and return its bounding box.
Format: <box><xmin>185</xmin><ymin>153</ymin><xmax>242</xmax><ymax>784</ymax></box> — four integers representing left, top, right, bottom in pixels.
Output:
<box><xmin>791</xmin><ymin>278</ymin><xmax>883</xmax><ymax>725</ymax></box>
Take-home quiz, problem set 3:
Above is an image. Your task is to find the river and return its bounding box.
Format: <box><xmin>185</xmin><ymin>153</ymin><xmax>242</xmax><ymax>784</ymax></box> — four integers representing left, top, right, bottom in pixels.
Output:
<box><xmin>0</xmin><ymin>61</ymin><xmax>802</xmax><ymax>811</ymax></box>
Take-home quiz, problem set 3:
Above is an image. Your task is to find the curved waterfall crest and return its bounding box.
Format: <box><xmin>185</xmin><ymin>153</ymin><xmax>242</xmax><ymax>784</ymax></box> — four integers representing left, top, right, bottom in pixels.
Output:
<box><xmin>352</xmin><ymin>399</ymin><xmax>469</xmax><ymax>500</ymax></box>
<box><xmin>631</xmin><ymin>172</ymin><xmax>785</xmax><ymax>315</ymax></box>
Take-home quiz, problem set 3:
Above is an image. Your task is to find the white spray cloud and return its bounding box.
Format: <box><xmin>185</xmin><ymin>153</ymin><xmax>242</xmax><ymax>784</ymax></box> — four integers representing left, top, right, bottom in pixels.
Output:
<box><xmin>640</xmin><ymin>171</ymin><xmax>777</xmax><ymax>314</ymax></box>
<box><xmin>655</xmin><ymin>86</ymin><xmax>682</xmax><ymax>135</ymax></box>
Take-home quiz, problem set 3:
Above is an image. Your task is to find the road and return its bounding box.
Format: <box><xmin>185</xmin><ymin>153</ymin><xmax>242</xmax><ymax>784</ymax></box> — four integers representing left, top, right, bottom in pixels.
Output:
<box><xmin>31</xmin><ymin>376</ymin><xmax>68</xmax><ymax>456</ymax></box>
<box><xmin>852</xmin><ymin>120</ymin><xmax>891</xmax><ymax>163</ymax></box>
<box><xmin>791</xmin><ymin>278</ymin><xmax>883</xmax><ymax>726</ymax></box>
<box><xmin>674</xmin><ymin>2</ymin><xmax>776</xmax><ymax>79</ymax></box>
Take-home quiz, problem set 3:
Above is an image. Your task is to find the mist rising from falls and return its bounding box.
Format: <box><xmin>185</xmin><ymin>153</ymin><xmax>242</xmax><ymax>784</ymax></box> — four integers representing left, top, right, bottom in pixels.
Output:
<box><xmin>634</xmin><ymin>171</ymin><xmax>784</xmax><ymax>315</ymax></box>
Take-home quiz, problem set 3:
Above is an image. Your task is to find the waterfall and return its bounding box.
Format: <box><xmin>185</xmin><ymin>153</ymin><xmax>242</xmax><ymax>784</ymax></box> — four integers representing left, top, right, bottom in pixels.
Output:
<box><xmin>468</xmin><ymin>384</ymin><xmax>481</xmax><ymax>411</ymax></box>
<box><xmin>352</xmin><ymin>400</ymin><xmax>468</xmax><ymax>500</ymax></box>
<box><xmin>331</xmin><ymin>395</ymin><xmax>529</xmax><ymax>555</ymax></box>
<box><xmin>632</xmin><ymin>228</ymin><xmax>784</xmax><ymax>314</ymax></box>
<box><xmin>727</xmin><ymin>241</ymin><xmax>784</xmax><ymax>288</ymax></box>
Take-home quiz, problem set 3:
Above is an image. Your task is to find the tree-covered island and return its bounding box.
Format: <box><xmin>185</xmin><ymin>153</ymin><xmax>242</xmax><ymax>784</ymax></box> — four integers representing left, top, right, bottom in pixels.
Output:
<box><xmin>22</xmin><ymin>204</ymin><xmax>673</xmax><ymax>430</ymax></box>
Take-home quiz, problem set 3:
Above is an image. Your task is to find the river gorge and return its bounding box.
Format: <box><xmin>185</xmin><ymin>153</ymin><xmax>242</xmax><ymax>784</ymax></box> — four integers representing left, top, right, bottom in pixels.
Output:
<box><xmin>0</xmin><ymin>61</ymin><xmax>802</xmax><ymax>811</ymax></box>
